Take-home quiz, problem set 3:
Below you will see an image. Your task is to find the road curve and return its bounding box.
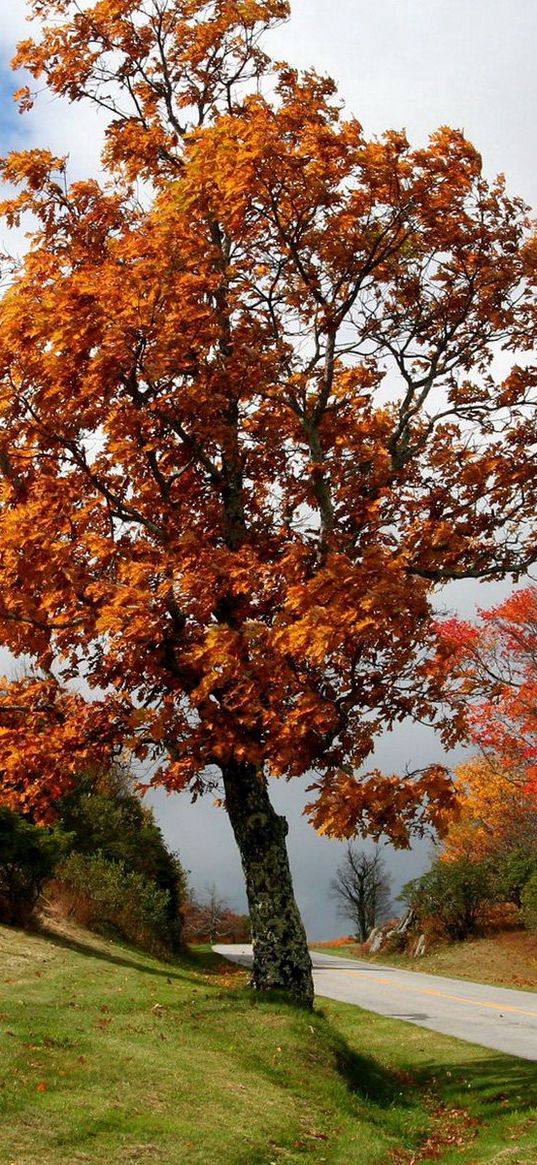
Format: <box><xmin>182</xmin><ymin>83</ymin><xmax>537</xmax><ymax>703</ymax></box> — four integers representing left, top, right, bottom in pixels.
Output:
<box><xmin>213</xmin><ymin>944</ymin><xmax>537</xmax><ymax>1061</ymax></box>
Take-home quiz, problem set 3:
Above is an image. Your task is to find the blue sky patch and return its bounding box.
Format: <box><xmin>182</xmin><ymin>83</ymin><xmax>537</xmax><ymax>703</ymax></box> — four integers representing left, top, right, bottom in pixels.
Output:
<box><xmin>0</xmin><ymin>56</ymin><xmax>31</xmax><ymax>154</ymax></box>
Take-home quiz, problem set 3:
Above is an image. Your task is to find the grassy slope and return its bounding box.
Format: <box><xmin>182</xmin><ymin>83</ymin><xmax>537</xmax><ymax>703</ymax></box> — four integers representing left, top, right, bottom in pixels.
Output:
<box><xmin>314</xmin><ymin>930</ymin><xmax>537</xmax><ymax>991</ymax></box>
<box><xmin>0</xmin><ymin>922</ymin><xmax>536</xmax><ymax>1164</ymax></box>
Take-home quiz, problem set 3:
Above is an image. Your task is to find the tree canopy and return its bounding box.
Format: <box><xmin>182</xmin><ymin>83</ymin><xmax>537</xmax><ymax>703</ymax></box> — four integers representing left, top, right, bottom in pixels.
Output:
<box><xmin>439</xmin><ymin>588</ymin><xmax>537</xmax><ymax>794</ymax></box>
<box><xmin>0</xmin><ymin>0</ymin><xmax>536</xmax><ymax>1001</ymax></box>
<box><xmin>440</xmin><ymin>754</ymin><xmax>537</xmax><ymax>865</ymax></box>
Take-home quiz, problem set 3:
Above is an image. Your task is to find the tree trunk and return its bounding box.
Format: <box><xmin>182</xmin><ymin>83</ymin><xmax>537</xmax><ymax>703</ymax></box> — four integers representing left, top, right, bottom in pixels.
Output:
<box><xmin>222</xmin><ymin>760</ymin><xmax>314</xmax><ymax>1009</ymax></box>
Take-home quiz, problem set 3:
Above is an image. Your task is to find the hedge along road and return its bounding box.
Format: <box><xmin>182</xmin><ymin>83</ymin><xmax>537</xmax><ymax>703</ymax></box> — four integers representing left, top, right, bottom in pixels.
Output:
<box><xmin>213</xmin><ymin>945</ymin><xmax>537</xmax><ymax>1062</ymax></box>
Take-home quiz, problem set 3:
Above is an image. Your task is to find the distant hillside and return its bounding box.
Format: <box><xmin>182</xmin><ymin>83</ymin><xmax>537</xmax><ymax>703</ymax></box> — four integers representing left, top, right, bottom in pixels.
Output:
<box><xmin>315</xmin><ymin>928</ymin><xmax>537</xmax><ymax>991</ymax></box>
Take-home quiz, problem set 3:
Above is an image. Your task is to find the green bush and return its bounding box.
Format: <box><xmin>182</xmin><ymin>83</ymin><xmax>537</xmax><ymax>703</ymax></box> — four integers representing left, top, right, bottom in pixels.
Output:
<box><xmin>521</xmin><ymin>872</ymin><xmax>537</xmax><ymax>931</ymax></box>
<box><xmin>56</xmin><ymin>771</ymin><xmax>187</xmax><ymax>940</ymax></box>
<box><xmin>0</xmin><ymin>808</ymin><xmax>67</xmax><ymax>926</ymax></box>
<box><xmin>54</xmin><ymin>852</ymin><xmax>178</xmax><ymax>955</ymax></box>
<box><xmin>494</xmin><ymin>847</ymin><xmax>537</xmax><ymax>908</ymax></box>
<box><xmin>402</xmin><ymin>858</ymin><xmax>497</xmax><ymax>941</ymax></box>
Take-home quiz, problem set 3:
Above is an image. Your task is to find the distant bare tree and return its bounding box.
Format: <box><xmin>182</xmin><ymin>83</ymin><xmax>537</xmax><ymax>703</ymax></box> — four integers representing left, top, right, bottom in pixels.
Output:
<box><xmin>183</xmin><ymin>882</ymin><xmax>251</xmax><ymax>944</ymax></box>
<box><xmin>331</xmin><ymin>846</ymin><xmax>392</xmax><ymax>941</ymax></box>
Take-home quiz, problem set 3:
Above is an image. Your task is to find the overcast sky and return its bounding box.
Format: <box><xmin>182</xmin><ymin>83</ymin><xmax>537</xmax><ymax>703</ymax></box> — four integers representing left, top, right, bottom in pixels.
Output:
<box><xmin>0</xmin><ymin>1</ymin><xmax>535</xmax><ymax>938</ymax></box>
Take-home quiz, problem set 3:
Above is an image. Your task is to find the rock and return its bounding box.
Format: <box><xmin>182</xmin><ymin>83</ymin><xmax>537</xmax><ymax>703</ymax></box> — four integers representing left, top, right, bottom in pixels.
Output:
<box><xmin>367</xmin><ymin>927</ymin><xmax>384</xmax><ymax>954</ymax></box>
<box><xmin>394</xmin><ymin>910</ymin><xmax>415</xmax><ymax>935</ymax></box>
<box><xmin>413</xmin><ymin>934</ymin><xmax>426</xmax><ymax>958</ymax></box>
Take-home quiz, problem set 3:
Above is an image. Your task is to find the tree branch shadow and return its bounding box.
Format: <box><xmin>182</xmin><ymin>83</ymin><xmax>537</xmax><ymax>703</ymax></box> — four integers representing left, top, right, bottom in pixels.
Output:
<box><xmin>414</xmin><ymin>1051</ymin><xmax>537</xmax><ymax>1118</ymax></box>
<box><xmin>38</xmin><ymin>924</ymin><xmax>224</xmax><ymax>985</ymax></box>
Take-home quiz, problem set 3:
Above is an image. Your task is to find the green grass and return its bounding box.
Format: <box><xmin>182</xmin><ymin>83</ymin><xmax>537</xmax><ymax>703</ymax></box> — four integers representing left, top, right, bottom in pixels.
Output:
<box><xmin>0</xmin><ymin>921</ymin><xmax>537</xmax><ymax>1164</ymax></box>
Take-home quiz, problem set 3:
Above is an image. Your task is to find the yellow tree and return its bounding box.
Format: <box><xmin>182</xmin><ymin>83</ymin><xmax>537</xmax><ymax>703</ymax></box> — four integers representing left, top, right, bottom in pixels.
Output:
<box><xmin>441</xmin><ymin>756</ymin><xmax>537</xmax><ymax>864</ymax></box>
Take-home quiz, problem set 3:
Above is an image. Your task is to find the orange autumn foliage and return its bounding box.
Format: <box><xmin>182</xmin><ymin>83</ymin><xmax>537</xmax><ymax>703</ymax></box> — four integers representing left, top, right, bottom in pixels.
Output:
<box><xmin>0</xmin><ymin>0</ymin><xmax>536</xmax><ymax>840</ymax></box>
<box><xmin>440</xmin><ymin>755</ymin><xmax>537</xmax><ymax>865</ymax></box>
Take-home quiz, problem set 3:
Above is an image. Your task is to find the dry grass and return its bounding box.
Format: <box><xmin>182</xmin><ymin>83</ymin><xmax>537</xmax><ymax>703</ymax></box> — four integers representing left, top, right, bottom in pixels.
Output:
<box><xmin>314</xmin><ymin>928</ymin><xmax>537</xmax><ymax>990</ymax></box>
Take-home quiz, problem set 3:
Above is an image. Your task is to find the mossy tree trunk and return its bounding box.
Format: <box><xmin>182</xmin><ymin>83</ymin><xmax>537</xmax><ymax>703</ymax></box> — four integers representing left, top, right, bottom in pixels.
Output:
<box><xmin>222</xmin><ymin>760</ymin><xmax>314</xmax><ymax>1009</ymax></box>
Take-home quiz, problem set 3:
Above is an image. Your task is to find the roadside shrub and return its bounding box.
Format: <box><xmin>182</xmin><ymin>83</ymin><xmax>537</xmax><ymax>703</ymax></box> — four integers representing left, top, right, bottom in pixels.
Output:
<box><xmin>0</xmin><ymin>808</ymin><xmax>67</xmax><ymax>926</ymax></box>
<box><xmin>478</xmin><ymin>900</ymin><xmax>520</xmax><ymax>933</ymax></box>
<box><xmin>53</xmin><ymin>852</ymin><xmax>179</xmax><ymax>955</ymax></box>
<box><xmin>382</xmin><ymin>928</ymin><xmax>408</xmax><ymax>954</ymax></box>
<box><xmin>401</xmin><ymin>859</ymin><xmax>497</xmax><ymax>941</ymax></box>
<box><xmin>521</xmin><ymin>872</ymin><xmax>537</xmax><ymax>932</ymax></box>
<box><xmin>494</xmin><ymin>847</ymin><xmax>537</xmax><ymax>908</ymax></box>
<box><xmin>56</xmin><ymin>769</ymin><xmax>187</xmax><ymax>945</ymax></box>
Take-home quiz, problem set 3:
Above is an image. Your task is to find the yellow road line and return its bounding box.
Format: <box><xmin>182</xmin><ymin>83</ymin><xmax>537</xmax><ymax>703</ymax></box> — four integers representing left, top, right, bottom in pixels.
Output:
<box><xmin>328</xmin><ymin>968</ymin><xmax>537</xmax><ymax>1019</ymax></box>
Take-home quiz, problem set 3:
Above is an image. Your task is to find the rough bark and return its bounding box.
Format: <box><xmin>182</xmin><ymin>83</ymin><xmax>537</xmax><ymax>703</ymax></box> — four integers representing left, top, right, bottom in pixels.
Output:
<box><xmin>222</xmin><ymin>760</ymin><xmax>314</xmax><ymax>1009</ymax></box>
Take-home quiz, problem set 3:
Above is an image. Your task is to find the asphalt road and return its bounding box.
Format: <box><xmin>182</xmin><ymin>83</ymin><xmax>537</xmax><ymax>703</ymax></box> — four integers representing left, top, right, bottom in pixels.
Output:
<box><xmin>213</xmin><ymin>944</ymin><xmax>537</xmax><ymax>1061</ymax></box>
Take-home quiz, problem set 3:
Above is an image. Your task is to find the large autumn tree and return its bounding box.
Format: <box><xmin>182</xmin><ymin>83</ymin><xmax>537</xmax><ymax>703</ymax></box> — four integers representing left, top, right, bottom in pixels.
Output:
<box><xmin>0</xmin><ymin>0</ymin><xmax>537</xmax><ymax>1006</ymax></box>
